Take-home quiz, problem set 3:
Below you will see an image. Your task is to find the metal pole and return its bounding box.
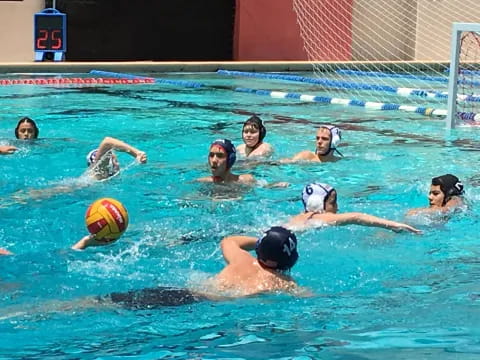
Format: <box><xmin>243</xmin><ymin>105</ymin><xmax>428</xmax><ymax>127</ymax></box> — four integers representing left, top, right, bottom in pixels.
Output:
<box><xmin>53</xmin><ymin>0</ymin><xmax>56</xmax><ymax>9</ymax></box>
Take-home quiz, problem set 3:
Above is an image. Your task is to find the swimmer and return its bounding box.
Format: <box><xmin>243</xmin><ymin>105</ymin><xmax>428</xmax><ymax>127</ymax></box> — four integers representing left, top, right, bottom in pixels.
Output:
<box><xmin>0</xmin><ymin>117</ymin><xmax>39</xmax><ymax>155</ymax></box>
<box><xmin>22</xmin><ymin>227</ymin><xmax>301</xmax><ymax>315</ymax></box>
<box><xmin>197</xmin><ymin>139</ymin><xmax>256</xmax><ymax>184</ymax></box>
<box><xmin>282</xmin><ymin>125</ymin><xmax>342</xmax><ymax>163</ymax></box>
<box><xmin>407</xmin><ymin>174</ymin><xmax>464</xmax><ymax>216</ymax></box>
<box><xmin>99</xmin><ymin>226</ymin><xmax>301</xmax><ymax>309</ymax></box>
<box><xmin>236</xmin><ymin>115</ymin><xmax>273</xmax><ymax>158</ymax></box>
<box><xmin>87</xmin><ymin>136</ymin><xmax>147</xmax><ymax>180</ymax></box>
<box><xmin>285</xmin><ymin>182</ymin><xmax>421</xmax><ymax>233</ymax></box>
<box><xmin>3</xmin><ymin>137</ymin><xmax>147</xmax><ymax>204</ymax></box>
<box><xmin>197</xmin><ymin>139</ymin><xmax>288</xmax><ymax>188</ymax></box>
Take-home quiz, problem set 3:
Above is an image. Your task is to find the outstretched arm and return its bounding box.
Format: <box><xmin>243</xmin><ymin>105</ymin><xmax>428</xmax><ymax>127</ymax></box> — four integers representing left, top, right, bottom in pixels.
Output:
<box><xmin>327</xmin><ymin>212</ymin><xmax>422</xmax><ymax>233</ymax></box>
<box><xmin>0</xmin><ymin>145</ymin><xmax>17</xmax><ymax>155</ymax></box>
<box><xmin>96</xmin><ymin>137</ymin><xmax>147</xmax><ymax>163</ymax></box>
<box><xmin>72</xmin><ymin>234</ymin><xmax>112</xmax><ymax>250</ymax></box>
<box><xmin>220</xmin><ymin>235</ymin><xmax>257</xmax><ymax>264</ymax></box>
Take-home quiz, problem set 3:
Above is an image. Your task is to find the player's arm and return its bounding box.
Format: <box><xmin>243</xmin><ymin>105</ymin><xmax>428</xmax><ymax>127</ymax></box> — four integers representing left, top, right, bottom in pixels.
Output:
<box><xmin>220</xmin><ymin>235</ymin><xmax>257</xmax><ymax>264</ymax></box>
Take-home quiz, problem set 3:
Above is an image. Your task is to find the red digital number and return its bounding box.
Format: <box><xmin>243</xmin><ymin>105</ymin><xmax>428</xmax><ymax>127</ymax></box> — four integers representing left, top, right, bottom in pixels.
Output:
<box><xmin>51</xmin><ymin>30</ymin><xmax>62</xmax><ymax>50</ymax></box>
<box><xmin>36</xmin><ymin>29</ymin><xmax>48</xmax><ymax>49</ymax></box>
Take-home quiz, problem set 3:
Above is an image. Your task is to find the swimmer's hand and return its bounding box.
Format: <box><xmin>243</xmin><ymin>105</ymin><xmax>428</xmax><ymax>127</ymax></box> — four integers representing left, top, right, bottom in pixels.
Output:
<box><xmin>391</xmin><ymin>222</ymin><xmax>422</xmax><ymax>234</ymax></box>
<box><xmin>0</xmin><ymin>145</ymin><xmax>18</xmax><ymax>155</ymax></box>
<box><xmin>0</xmin><ymin>248</ymin><xmax>12</xmax><ymax>255</ymax></box>
<box><xmin>72</xmin><ymin>234</ymin><xmax>113</xmax><ymax>250</ymax></box>
<box><xmin>135</xmin><ymin>151</ymin><xmax>147</xmax><ymax>164</ymax></box>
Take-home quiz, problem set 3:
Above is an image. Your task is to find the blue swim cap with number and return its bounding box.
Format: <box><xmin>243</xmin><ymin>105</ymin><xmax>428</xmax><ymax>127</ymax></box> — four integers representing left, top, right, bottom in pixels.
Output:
<box><xmin>255</xmin><ymin>226</ymin><xmax>298</xmax><ymax>271</ymax></box>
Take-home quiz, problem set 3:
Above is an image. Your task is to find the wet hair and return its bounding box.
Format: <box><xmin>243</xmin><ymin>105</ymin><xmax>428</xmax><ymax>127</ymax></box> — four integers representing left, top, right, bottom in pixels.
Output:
<box><xmin>242</xmin><ymin>115</ymin><xmax>266</xmax><ymax>144</ymax></box>
<box><xmin>255</xmin><ymin>226</ymin><xmax>298</xmax><ymax>271</ymax></box>
<box><xmin>14</xmin><ymin>117</ymin><xmax>39</xmax><ymax>139</ymax></box>
<box><xmin>210</xmin><ymin>139</ymin><xmax>236</xmax><ymax>169</ymax></box>
<box><xmin>431</xmin><ymin>174</ymin><xmax>464</xmax><ymax>205</ymax></box>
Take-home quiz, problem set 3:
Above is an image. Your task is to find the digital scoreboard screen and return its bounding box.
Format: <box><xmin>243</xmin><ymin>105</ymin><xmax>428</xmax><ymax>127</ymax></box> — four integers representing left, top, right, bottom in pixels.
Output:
<box><xmin>34</xmin><ymin>14</ymin><xmax>66</xmax><ymax>52</ymax></box>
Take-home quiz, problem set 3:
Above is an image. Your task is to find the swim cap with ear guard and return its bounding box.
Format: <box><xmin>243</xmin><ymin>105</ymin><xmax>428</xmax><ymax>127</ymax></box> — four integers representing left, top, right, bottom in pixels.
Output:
<box><xmin>431</xmin><ymin>174</ymin><xmax>464</xmax><ymax>205</ymax></box>
<box><xmin>243</xmin><ymin>115</ymin><xmax>266</xmax><ymax>143</ymax></box>
<box><xmin>317</xmin><ymin>125</ymin><xmax>342</xmax><ymax>156</ymax></box>
<box><xmin>210</xmin><ymin>139</ymin><xmax>236</xmax><ymax>169</ymax></box>
<box><xmin>255</xmin><ymin>226</ymin><xmax>298</xmax><ymax>271</ymax></box>
<box><xmin>86</xmin><ymin>149</ymin><xmax>117</xmax><ymax>177</ymax></box>
<box><xmin>302</xmin><ymin>182</ymin><xmax>335</xmax><ymax>213</ymax></box>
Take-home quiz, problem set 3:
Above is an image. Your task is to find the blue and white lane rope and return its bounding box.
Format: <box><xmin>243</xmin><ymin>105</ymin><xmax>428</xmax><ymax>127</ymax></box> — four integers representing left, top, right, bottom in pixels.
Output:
<box><xmin>89</xmin><ymin>70</ymin><xmax>204</xmax><ymax>88</ymax></box>
<box><xmin>234</xmin><ymin>87</ymin><xmax>448</xmax><ymax>116</ymax></box>
<box><xmin>217</xmin><ymin>69</ymin><xmax>450</xmax><ymax>100</ymax></box>
<box><xmin>88</xmin><ymin>69</ymin><xmax>480</xmax><ymax>120</ymax></box>
<box><xmin>217</xmin><ymin>69</ymin><xmax>480</xmax><ymax>103</ymax></box>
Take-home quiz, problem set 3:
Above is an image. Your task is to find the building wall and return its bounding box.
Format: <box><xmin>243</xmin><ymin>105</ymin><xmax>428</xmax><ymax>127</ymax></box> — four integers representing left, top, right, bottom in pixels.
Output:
<box><xmin>415</xmin><ymin>0</ymin><xmax>480</xmax><ymax>60</ymax></box>
<box><xmin>234</xmin><ymin>0</ymin><xmax>307</xmax><ymax>60</ymax></box>
<box><xmin>0</xmin><ymin>0</ymin><xmax>44</xmax><ymax>62</ymax></box>
<box><xmin>351</xmin><ymin>0</ymin><xmax>416</xmax><ymax>61</ymax></box>
<box><xmin>1</xmin><ymin>0</ymin><xmax>478</xmax><ymax>62</ymax></box>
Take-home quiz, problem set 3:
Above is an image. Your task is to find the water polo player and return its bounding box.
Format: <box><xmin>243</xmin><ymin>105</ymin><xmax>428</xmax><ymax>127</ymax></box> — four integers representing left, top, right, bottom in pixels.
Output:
<box><xmin>407</xmin><ymin>174</ymin><xmax>465</xmax><ymax>216</ymax></box>
<box><xmin>285</xmin><ymin>182</ymin><xmax>421</xmax><ymax>233</ymax></box>
<box><xmin>283</xmin><ymin>125</ymin><xmax>343</xmax><ymax>163</ymax></box>
<box><xmin>87</xmin><ymin>137</ymin><xmax>147</xmax><ymax>180</ymax></box>
<box><xmin>197</xmin><ymin>139</ymin><xmax>256</xmax><ymax>184</ymax></box>
<box><xmin>237</xmin><ymin>115</ymin><xmax>273</xmax><ymax>158</ymax></box>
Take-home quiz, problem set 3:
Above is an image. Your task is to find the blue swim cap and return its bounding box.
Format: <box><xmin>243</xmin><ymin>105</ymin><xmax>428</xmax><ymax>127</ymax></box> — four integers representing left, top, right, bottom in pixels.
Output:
<box><xmin>256</xmin><ymin>226</ymin><xmax>298</xmax><ymax>271</ymax></box>
<box><xmin>211</xmin><ymin>139</ymin><xmax>236</xmax><ymax>169</ymax></box>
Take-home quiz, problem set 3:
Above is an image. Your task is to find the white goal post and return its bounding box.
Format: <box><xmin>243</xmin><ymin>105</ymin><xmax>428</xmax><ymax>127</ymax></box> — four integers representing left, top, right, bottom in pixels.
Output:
<box><xmin>446</xmin><ymin>22</ymin><xmax>480</xmax><ymax>129</ymax></box>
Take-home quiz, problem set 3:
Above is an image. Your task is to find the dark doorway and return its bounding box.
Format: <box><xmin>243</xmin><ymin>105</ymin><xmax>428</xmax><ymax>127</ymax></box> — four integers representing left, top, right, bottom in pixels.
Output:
<box><xmin>49</xmin><ymin>0</ymin><xmax>235</xmax><ymax>61</ymax></box>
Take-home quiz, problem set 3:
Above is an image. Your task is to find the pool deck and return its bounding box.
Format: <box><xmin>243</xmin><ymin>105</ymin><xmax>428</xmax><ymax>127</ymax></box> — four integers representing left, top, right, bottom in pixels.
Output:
<box><xmin>0</xmin><ymin>61</ymin><xmax>450</xmax><ymax>73</ymax></box>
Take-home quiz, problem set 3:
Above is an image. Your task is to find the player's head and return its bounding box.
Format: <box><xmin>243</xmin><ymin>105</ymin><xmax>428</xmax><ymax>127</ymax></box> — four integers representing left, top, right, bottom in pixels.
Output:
<box><xmin>430</xmin><ymin>174</ymin><xmax>464</xmax><ymax>206</ymax></box>
<box><xmin>255</xmin><ymin>226</ymin><xmax>298</xmax><ymax>271</ymax></box>
<box><xmin>302</xmin><ymin>182</ymin><xmax>337</xmax><ymax>213</ymax></box>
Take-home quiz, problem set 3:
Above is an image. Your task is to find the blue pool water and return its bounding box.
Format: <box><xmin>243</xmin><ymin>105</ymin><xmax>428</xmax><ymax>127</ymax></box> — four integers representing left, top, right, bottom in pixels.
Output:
<box><xmin>0</xmin><ymin>72</ymin><xmax>479</xmax><ymax>359</ymax></box>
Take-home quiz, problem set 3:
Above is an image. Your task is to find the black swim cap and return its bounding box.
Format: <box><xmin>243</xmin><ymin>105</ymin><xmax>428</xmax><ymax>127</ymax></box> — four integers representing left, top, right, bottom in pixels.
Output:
<box><xmin>243</xmin><ymin>115</ymin><xmax>266</xmax><ymax>142</ymax></box>
<box><xmin>211</xmin><ymin>139</ymin><xmax>236</xmax><ymax>169</ymax></box>
<box><xmin>431</xmin><ymin>174</ymin><xmax>464</xmax><ymax>205</ymax></box>
<box><xmin>256</xmin><ymin>226</ymin><xmax>298</xmax><ymax>271</ymax></box>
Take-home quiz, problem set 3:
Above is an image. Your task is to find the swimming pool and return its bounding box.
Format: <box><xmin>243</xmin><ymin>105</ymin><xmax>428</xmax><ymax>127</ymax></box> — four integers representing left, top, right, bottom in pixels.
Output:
<box><xmin>0</xmin><ymin>71</ymin><xmax>479</xmax><ymax>359</ymax></box>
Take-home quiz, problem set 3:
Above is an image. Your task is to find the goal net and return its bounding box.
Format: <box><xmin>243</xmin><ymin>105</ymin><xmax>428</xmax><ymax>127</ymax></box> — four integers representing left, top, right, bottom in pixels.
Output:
<box><xmin>292</xmin><ymin>0</ymin><xmax>480</xmax><ymax>121</ymax></box>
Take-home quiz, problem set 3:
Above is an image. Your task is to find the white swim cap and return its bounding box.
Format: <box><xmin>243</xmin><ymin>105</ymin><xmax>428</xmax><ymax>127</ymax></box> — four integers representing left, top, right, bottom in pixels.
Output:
<box><xmin>86</xmin><ymin>149</ymin><xmax>98</xmax><ymax>166</ymax></box>
<box><xmin>322</xmin><ymin>125</ymin><xmax>341</xmax><ymax>149</ymax></box>
<box><xmin>302</xmin><ymin>182</ymin><xmax>335</xmax><ymax>212</ymax></box>
<box><xmin>86</xmin><ymin>148</ymin><xmax>117</xmax><ymax>177</ymax></box>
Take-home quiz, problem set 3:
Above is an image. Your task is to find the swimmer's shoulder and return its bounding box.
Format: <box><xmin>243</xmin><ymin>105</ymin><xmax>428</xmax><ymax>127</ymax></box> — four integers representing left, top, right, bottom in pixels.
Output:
<box><xmin>238</xmin><ymin>173</ymin><xmax>255</xmax><ymax>184</ymax></box>
<box><xmin>292</xmin><ymin>150</ymin><xmax>317</xmax><ymax>161</ymax></box>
